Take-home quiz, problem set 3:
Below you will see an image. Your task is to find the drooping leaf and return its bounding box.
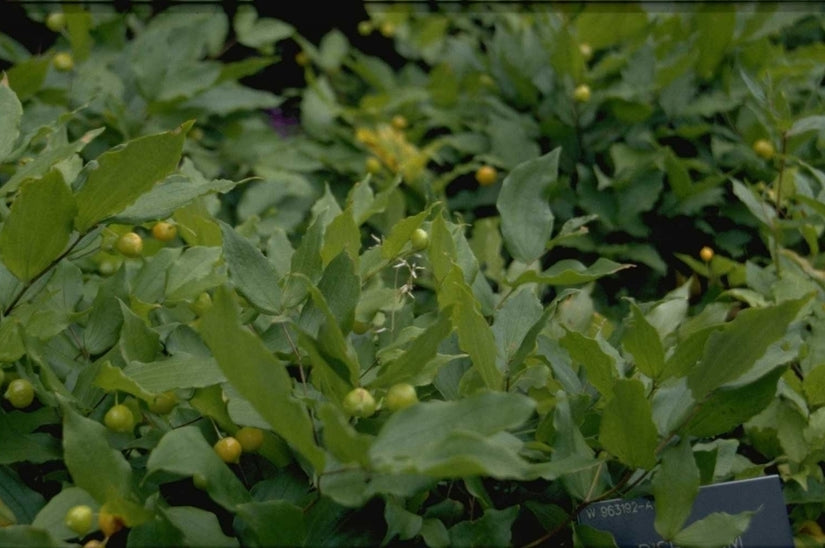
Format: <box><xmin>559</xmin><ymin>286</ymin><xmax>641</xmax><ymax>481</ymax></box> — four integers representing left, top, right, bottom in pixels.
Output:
<box><xmin>165</xmin><ymin>246</ymin><xmax>225</xmax><ymax>302</ymax></box>
<box><xmin>512</xmin><ymin>258</ymin><xmax>634</xmax><ymax>287</ymax></box>
<box><xmin>496</xmin><ymin>148</ymin><xmax>560</xmax><ymax>264</ymax></box>
<box><xmin>653</xmin><ymin>439</ymin><xmax>699</xmax><ymax>539</ymax></box>
<box><xmin>162</xmin><ymin>506</ymin><xmax>240</xmax><ymax>548</ymax></box>
<box><xmin>0</xmin><ymin>171</ymin><xmax>76</xmax><ymax>282</ymax></box>
<box><xmin>0</xmin><ymin>77</ymin><xmax>22</xmax><ymax>163</ymax></box>
<box><xmin>671</xmin><ymin>511</ymin><xmax>754</xmax><ymax>547</ymax></box>
<box><xmin>236</xmin><ymin>501</ymin><xmax>306</xmax><ymax>547</ymax></box>
<box><xmin>688</xmin><ymin>296</ymin><xmax>809</xmax><ymax>400</ymax></box>
<box><xmin>220</xmin><ymin>221</ymin><xmax>281</xmax><ymax>315</ymax></box>
<box><xmin>559</xmin><ymin>330</ymin><xmax>617</xmax><ymax>397</ymax></box>
<box><xmin>598</xmin><ymin>379</ymin><xmax>658</xmax><ymax>470</ymax></box>
<box><xmin>123</xmin><ymin>354</ymin><xmax>227</xmax><ymax>394</ymax></box>
<box><xmin>622</xmin><ymin>303</ymin><xmax>665</xmax><ymax>379</ymax></box>
<box><xmin>199</xmin><ymin>285</ymin><xmax>325</xmax><ymax>470</ymax></box>
<box><xmin>74</xmin><ymin>121</ymin><xmax>192</xmax><ymax>231</ymax></box>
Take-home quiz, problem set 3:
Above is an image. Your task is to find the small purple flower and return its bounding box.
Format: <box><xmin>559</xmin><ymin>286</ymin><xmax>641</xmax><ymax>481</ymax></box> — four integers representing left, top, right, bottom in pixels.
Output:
<box><xmin>267</xmin><ymin>107</ymin><xmax>300</xmax><ymax>137</ymax></box>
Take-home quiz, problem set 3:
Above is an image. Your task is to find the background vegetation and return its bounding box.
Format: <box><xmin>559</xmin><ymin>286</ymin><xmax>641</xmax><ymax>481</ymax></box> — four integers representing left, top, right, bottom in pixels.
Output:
<box><xmin>2</xmin><ymin>3</ymin><xmax>825</xmax><ymax>546</ymax></box>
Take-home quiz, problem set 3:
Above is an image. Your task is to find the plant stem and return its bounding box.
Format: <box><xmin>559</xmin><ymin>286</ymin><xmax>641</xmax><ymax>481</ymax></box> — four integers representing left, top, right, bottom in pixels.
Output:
<box><xmin>771</xmin><ymin>132</ymin><xmax>788</xmax><ymax>277</ymax></box>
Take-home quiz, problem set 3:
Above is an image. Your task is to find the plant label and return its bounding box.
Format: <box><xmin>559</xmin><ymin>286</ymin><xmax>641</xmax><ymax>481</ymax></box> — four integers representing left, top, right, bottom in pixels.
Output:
<box><xmin>577</xmin><ymin>475</ymin><xmax>793</xmax><ymax>547</ymax></box>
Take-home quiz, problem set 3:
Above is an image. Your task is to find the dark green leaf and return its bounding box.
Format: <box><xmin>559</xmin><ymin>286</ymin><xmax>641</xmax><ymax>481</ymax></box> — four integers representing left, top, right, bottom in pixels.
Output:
<box><xmin>653</xmin><ymin>439</ymin><xmax>699</xmax><ymax>539</ymax></box>
<box><xmin>599</xmin><ymin>379</ymin><xmax>658</xmax><ymax>469</ymax></box>
<box><xmin>622</xmin><ymin>303</ymin><xmax>665</xmax><ymax>379</ymax></box>
<box><xmin>672</xmin><ymin>511</ymin><xmax>754</xmax><ymax>547</ymax></box>
<box><xmin>220</xmin><ymin>221</ymin><xmax>281</xmax><ymax>315</ymax></box>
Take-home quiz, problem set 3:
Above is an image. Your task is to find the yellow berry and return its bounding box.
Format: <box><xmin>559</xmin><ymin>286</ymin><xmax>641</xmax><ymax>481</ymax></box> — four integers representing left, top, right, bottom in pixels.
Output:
<box><xmin>115</xmin><ymin>232</ymin><xmax>143</xmax><ymax>258</ymax></box>
<box><xmin>753</xmin><ymin>139</ymin><xmax>775</xmax><ymax>160</ymax></box>
<box><xmin>391</xmin><ymin>115</ymin><xmax>408</xmax><ymax>130</ymax></box>
<box><xmin>579</xmin><ymin>42</ymin><xmax>593</xmax><ymax>61</ymax></box>
<box><xmin>235</xmin><ymin>426</ymin><xmax>264</xmax><ymax>453</ymax></box>
<box><xmin>214</xmin><ymin>436</ymin><xmax>242</xmax><ymax>463</ymax></box>
<box><xmin>573</xmin><ymin>84</ymin><xmax>591</xmax><ymax>103</ymax></box>
<box><xmin>475</xmin><ymin>165</ymin><xmax>498</xmax><ymax>186</ymax></box>
<box><xmin>52</xmin><ymin>52</ymin><xmax>74</xmax><ymax>72</ymax></box>
<box><xmin>151</xmin><ymin>221</ymin><xmax>177</xmax><ymax>242</ymax></box>
<box><xmin>699</xmin><ymin>246</ymin><xmax>714</xmax><ymax>262</ymax></box>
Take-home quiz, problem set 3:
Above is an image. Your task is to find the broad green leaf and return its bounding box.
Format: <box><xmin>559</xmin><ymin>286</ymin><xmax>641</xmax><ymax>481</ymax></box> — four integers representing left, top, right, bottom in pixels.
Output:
<box><xmin>661</xmin><ymin>325</ymin><xmax>718</xmax><ymax>380</ymax></box>
<box><xmin>688</xmin><ymin>296</ymin><xmax>809</xmax><ymax>400</ymax></box>
<box><xmin>94</xmin><ymin>361</ymin><xmax>154</xmax><ymax>401</ymax></box>
<box><xmin>0</xmin><ymin>171</ymin><xmax>76</xmax><ymax>282</ymax></box>
<box><xmin>60</xmin><ymin>404</ymin><xmax>139</xmax><ymax>517</ymax></box>
<box><xmin>370</xmin><ymin>391</ymin><xmax>535</xmax><ymax>478</ymax></box>
<box><xmin>0</xmin><ymin>526</ymin><xmax>71</xmax><ymax>548</ymax></box>
<box><xmin>443</xmin><ymin>267</ymin><xmax>502</xmax><ymax>390</ymax></box>
<box><xmin>428</xmin><ymin>214</ymin><xmax>457</xmax><ymax>283</ymax></box>
<box><xmin>318</xmin><ymin>404</ymin><xmax>372</xmax><ymax>467</ymax></box>
<box><xmin>686</xmin><ymin>367</ymin><xmax>785</xmax><ymax>438</ymax></box>
<box><xmin>220</xmin><ymin>221</ymin><xmax>281</xmax><ymax>315</ymax></box>
<box><xmin>145</xmin><ymin>426</ymin><xmax>251</xmax><ymax>511</ymax></box>
<box><xmin>653</xmin><ymin>440</ymin><xmax>699</xmax><ymax>539</ymax></box>
<box><xmin>383</xmin><ymin>498</ymin><xmax>423</xmax><ymax>544</ymax></box>
<box><xmin>448</xmin><ymin>507</ymin><xmax>518</xmax><ymax>548</ymax></box>
<box><xmin>74</xmin><ymin>121</ymin><xmax>192</xmax><ymax>231</ymax></box>
<box><xmin>732</xmin><ymin>179</ymin><xmax>775</xmax><ymax>226</ymax></box>
<box><xmin>672</xmin><ymin>511</ymin><xmax>754</xmax><ymax>547</ymax></box>
<box><xmin>115</xmin><ymin>171</ymin><xmax>238</xmax><ymax>224</ymax></box>
<box><xmin>118</xmin><ymin>301</ymin><xmax>161</xmax><ymax>363</ymax></box>
<box><xmin>0</xmin><ymin>467</ymin><xmax>45</xmax><ymax>525</ymax></box>
<box><xmin>5</xmin><ymin>55</ymin><xmax>50</xmax><ymax>101</ymax></box>
<box><xmin>162</xmin><ymin>506</ymin><xmax>239</xmax><ymax>548</ymax></box>
<box><xmin>576</xmin><ymin>7</ymin><xmax>648</xmax><ymax>49</ymax></box>
<box><xmin>0</xmin><ymin>411</ymin><xmax>61</xmax><ymax>465</ymax></box>
<box><xmin>127</xmin><ymin>513</ymin><xmax>184</xmax><ymax>548</ymax></box>
<box><xmin>0</xmin><ymin>77</ymin><xmax>22</xmax><ymax>162</ymax></box>
<box><xmin>236</xmin><ymin>501</ymin><xmax>306</xmax><ymax>547</ymax></box>
<box><xmin>234</xmin><ymin>6</ymin><xmax>294</xmax><ymax>48</ymax></box>
<box><xmin>492</xmin><ymin>287</ymin><xmax>544</xmax><ymax>370</ymax></box>
<box><xmin>31</xmin><ymin>487</ymin><xmax>97</xmax><ymax>542</ymax></box>
<box><xmin>174</xmin><ymin>198</ymin><xmax>222</xmax><ymax>247</ymax></box>
<box><xmin>599</xmin><ymin>379</ymin><xmax>657</xmax><ymax>470</ymax></box>
<box><xmin>559</xmin><ymin>330</ymin><xmax>617</xmax><ymax>397</ymax></box>
<box><xmin>694</xmin><ymin>9</ymin><xmax>736</xmax><ymax>79</ymax></box>
<box><xmin>0</xmin><ymin>317</ymin><xmax>25</xmax><ymax>361</ymax></box>
<box><xmin>282</xmin><ymin>215</ymin><xmax>324</xmax><ymax>307</ymax></box>
<box><xmin>787</xmin><ymin>115</ymin><xmax>825</xmax><ymax>137</ymax></box>
<box><xmin>496</xmin><ymin>148</ymin><xmax>560</xmax><ymax>264</ymax></box>
<box><xmin>165</xmin><ymin>246</ymin><xmax>225</xmax><ymax>302</ymax></box>
<box><xmin>803</xmin><ymin>363</ymin><xmax>825</xmax><ymax>407</ymax></box>
<box><xmin>381</xmin><ymin>209</ymin><xmax>430</xmax><ymax>259</ymax></box>
<box><xmin>372</xmin><ymin>309</ymin><xmax>453</xmax><ymax>388</ymax></box>
<box><xmin>622</xmin><ymin>303</ymin><xmax>665</xmax><ymax>379</ymax></box>
<box><xmin>298</xmin><ymin>252</ymin><xmax>359</xmax><ymax>337</ymax></box>
<box><xmin>512</xmin><ymin>258</ymin><xmax>634</xmax><ymax>287</ymax></box>
<box><xmin>320</xmin><ymin>207</ymin><xmax>360</xmax><ymax>266</ymax></box>
<box><xmin>123</xmin><ymin>354</ymin><xmax>226</xmax><ymax>393</ymax></box>
<box><xmin>199</xmin><ymin>285</ymin><xmax>325</xmax><ymax>470</ymax></box>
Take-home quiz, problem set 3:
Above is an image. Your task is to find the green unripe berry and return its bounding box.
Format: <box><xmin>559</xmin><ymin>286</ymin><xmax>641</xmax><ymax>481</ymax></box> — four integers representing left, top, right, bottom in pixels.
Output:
<box><xmin>65</xmin><ymin>505</ymin><xmax>94</xmax><ymax>536</ymax></box>
<box><xmin>410</xmin><ymin>228</ymin><xmax>429</xmax><ymax>251</ymax></box>
<box><xmin>5</xmin><ymin>379</ymin><xmax>35</xmax><ymax>409</ymax></box>
<box><xmin>342</xmin><ymin>387</ymin><xmax>376</xmax><ymax>418</ymax></box>
<box><xmin>52</xmin><ymin>52</ymin><xmax>74</xmax><ymax>72</ymax></box>
<box><xmin>104</xmin><ymin>404</ymin><xmax>135</xmax><ymax>433</ymax></box>
<box><xmin>385</xmin><ymin>383</ymin><xmax>418</xmax><ymax>412</ymax></box>
<box><xmin>46</xmin><ymin>12</ymin><xmax>67</xmax><ymax>32</ymax></box>
<box><xmin>573</xmin><ymin>84</ymin><xmax>591</xmax><ymax>103</ymax></box>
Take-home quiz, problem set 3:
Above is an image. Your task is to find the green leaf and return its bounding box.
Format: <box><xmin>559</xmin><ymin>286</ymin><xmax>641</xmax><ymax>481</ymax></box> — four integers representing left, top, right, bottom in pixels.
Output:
<box><xmin>0</xmin><ymin>171</ymin><xmax>76</xmax><ymax>282</ymax></box>
<box><xmin>165</xmin><ymin>246</ymin><xmax>225</xmax><ymax>302</ymax></box>
<box><xmin>74</xmin><ymin>121</ymin><xmax>192</xmax><ymax>231</ymax></box>
<box><xmin>788</xmin><ymin>115</ymin><xmax>825</xmax><ymax>137</ymax></box>
<box><xmin>320</xmin><ymin>208</ymin><xmax>360</xmax><ymax>266</ymax></box>
<box><xmin>318</xmin><ymin>404</ymin><xmax>372</xmax><ymax>467</ymax></box>
<box><xmin>448</xmin><ymin>507</ymin><xmax>518</xmax><ymax>548</ymax></box>
<box><xmin>370</xmin><ymin>391</ymin><xmax>535</xmax><ymax>478</ymax></box>
<box><xmin>161</xmin><ymin>506</ymin><xmax>240</xmax><ymax>548</ymax></box>
<box><xmin>199</xmin><ymin>285</ymin><xmax>325</xmax><ymax>471</ymax></box>
<box><xmin>443</xmin><ymin>267</ymin><xmax>502</xmax><ymax>390</ymax></box>
<box><xmin>0</xmin><ymin>467</ymin><xmax>45</xmax><ymax>525</ymax></box>
<box><xmin>0</xmin><ymin>411</ymin><xmax>61</xmax><ymax>465</ymax></box>
<box><xmin>0</xmin><ymin>526</ymin><xmax>71</xmax><ymax>548</ymax></box>
<box><xmin>493</xmin><ymin>287</ymin><xmax>544</xmax><ymax>371</ymax></box>
<box><xmin>220</xmin><ymin>221</ymin><xmax>281</xmax><ymax>315</ymax></box>
<box><xmin>123</xmin><ymin>354</ymin><xmax>226</xmax><ymax>394</ymax></box>
<box><xmin>234</xmin><ymin>6</ymin><xmax>294</xmax><ymax>48</ymax></box>
<box><xmin>60</xmin><ymin>404</ymin><xmax>137</xmax><ymax>510</ymax></box>
<box><xmin>146</xmin><ymin>426</ymin><xmax>251</xmax><ymax>511</ymax></box>
<box><xmin>512</xmin><ymin>258</ymin><xmax>634</xmax><ymax>287</ymax></box>
<box><xmin>31</xmin><ymin>487</ymin><xmax>97</xmax><ymax>542</ymax></box>
<box><xmin>372</xmin><ymin>309</ymin><xmax>453</xmax><ymax>388</ymax></box>
<box><xmin>694</xmin><ymin>9</ymin><xmax>736</xmax><ymax>79</ymax></box>
<box><xmin>559</xmin><ymin>330</ymin><xmax>617</xmax><ymax>397</ymax></box>
<box><xmin>598</xmin><ymin>379</ymin><xmax>658</xmax><ymax>470</ymax></box>
<box><xmin>5</xmin><ymin>56</ymin><xmax>50</xmax><ymax>101</ymax></box>
<box><xmin>653</xmin><ymin>440</ymin><xmax>699</xmax><ymax>539</ymax></box>
<box><xmin>686</xmin><ymin>367</ymin><xmax>785</xmax><ymax>438</ymax></box>
<box><xmin>688</xmin><ymin>296</ymin><xmax>809</xmax><ymax>400</ymax></box>
<box><xmin>236</xmin><ymin>501</ymin><xmax>306</xmax><ymax>547</ymax></box>
<box><xmin>118</xmin><ymin>301</ymin><xmax>161</xmax><ymax>363</ymax></box>
<box><xmin>381</xmin><ymin>209</ymin><xmax>430</xmax><ymax>259</ymax></box>
<box><xmin>576</xmin><ymin>6</ymin><xmax>648</xmax><ymax>50</ymax></box>
<box><xmin>0</xmin><ymin>77</ymin><xmax>22</xmax><ymax>162</ymax></box>
<box><xmin>803</xmin><ymin>363</ymin><xmax>825</xmax><ymax>406</ymax></box>
<box><xmin>383</xmin><ymin>498</ymin><xmax>423</xmax><ymax>544</ymax></box>
<box><xmin>496</xmin><ymin>148</ymin><xmax>560</xmax><ymax>264</ymax></box>
<box><xmin>622</xmin><ymin>303</ymin><xmax>665</xmax><ymax>379</ymax></box>
<box><xmin>94</xmin><ymin>361</ymin><xmax>155</xmax><ymax>401</ymax></box>
<box><xmin>671</xmin><ymin>511</ymin><xmax>754</xmax><ymax>547</ymax></box>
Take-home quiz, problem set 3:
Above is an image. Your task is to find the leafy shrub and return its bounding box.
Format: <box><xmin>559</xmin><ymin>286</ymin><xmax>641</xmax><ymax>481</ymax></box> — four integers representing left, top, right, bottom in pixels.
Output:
<box><xmin>2</xmin><ymin>4</ymin><xmax>825</xmax><ymax>547</ymax></box>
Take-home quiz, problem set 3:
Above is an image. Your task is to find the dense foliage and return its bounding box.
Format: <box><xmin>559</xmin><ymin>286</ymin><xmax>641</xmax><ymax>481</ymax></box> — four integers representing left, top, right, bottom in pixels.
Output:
<box><xmin>2</xmin><ymin>4</ymin><xmax>825</xmax><ymax>547</ymax></box>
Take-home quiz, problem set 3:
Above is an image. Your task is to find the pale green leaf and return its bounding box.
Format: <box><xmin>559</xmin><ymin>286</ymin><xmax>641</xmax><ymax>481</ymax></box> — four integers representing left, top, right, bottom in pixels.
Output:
<box><xmin>599</xmin><ymin>379</ymin><xmax>658</xmax><ymax>469</ymax></box>
<box><xmin>496</xmin><ymin>148</ymin><xmax>560</xmax><ymax>263</ymax></box>
<box><xmin>74</xmin><ymin>121</ymin><xmax>192</xmax><ymax>231</ymax></box>
<box><xmin>0</xmin><ymin>171</ymin><xmax>76</xmax><ymax>282</ymax></box>
<box><xmin>653</xmin><ymin>440</ymin><xmax>699</xmax><ymax>539</ymax></box>
<box><xmin>622</xmin><ymin>303</ymin><xmax>665</xmax><ymax>379</ymax></box>
<box><xmin>0</xmin><ymin>78</ymin><xmax>22</xmax><ymax>162</ymax></box>
<box><xmin>672</xmin><ymin>511</ymin><xmax>754</xmax><ymax>547</ymax></box>
<box><xmin>512</xmin><ymin>258</ymin><xmax>634</xmax><ymax>287</ymax></box>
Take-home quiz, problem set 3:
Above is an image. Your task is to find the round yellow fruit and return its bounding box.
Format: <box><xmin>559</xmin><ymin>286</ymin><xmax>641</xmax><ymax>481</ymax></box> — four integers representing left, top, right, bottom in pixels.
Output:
<box><xmin>385</xmin><ymin>383</ymin><xmax>418</xmax><ymax>412</ymax></box>
<box><xmin>391</xmin><ymin>115</ymin><xmax>408</xmax><ymax>130</ymax></box>
<box><xmin>52</xmin><ymin>52</ymin><xmax>74</xmax><ymax>72</ymax></box>
<box><xmin>151</xmin><ymin>221</ymin><xmax>177</xmax><ymax>242</ymax></box>
<box><xmin>573</xmin><ymin>84</ymin><xmax>591</xmax><ymax>103</ymax></box>
<box><xmin>753</xmin><ymin>139</ymin><xmax>775</xmax><ymax>160</ymax></box>
<box><xmin>366</xmin><ymin>156</ymin><xmax>382</xmax><ymax>174</ymax></box>
<box><xmin>235</xmin><ymin>426</ymin><xmax>265</xmax><ymax>453</ymax></box>
<box><xmin>65</xmin><ymin>505</ymin><xmax>94</xmax><ymax>536</ymax></box>
<box><xmin>5</xmin><ymin>379</ymin><xmax>35</xmax><ymax>409</ymax></box>
<box><xmin>699</xmin><ymin>246</ymin><xmax>714</xmax><ymax>262</ymax></box>
<box><xmin>475</xmin><ymin>165</ymin><xmax>498</xmax><ymax>186</ymax></box>
<box><xmin>214</xmin><ymin>436</ymin><xmax>242</xmax><ymax>463</ymax></box>
<box><xmin>116</xmin><ymin>232</ymin><xmax>143</xmax><ymax>258</ymax></box>
<box><xmin>342</xmin><ymin>387</ymin><xmax>376</xmax><ymax>418</ymax></box>
<box><xmin>46</xmin><ymin>12</ymin><xmax>67</xmax><ymax>32</ymax></box>
<box><xmin>98</xmin><ymin>509</ymin><xmax>124</xmax><ymax>537</ymax></box>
